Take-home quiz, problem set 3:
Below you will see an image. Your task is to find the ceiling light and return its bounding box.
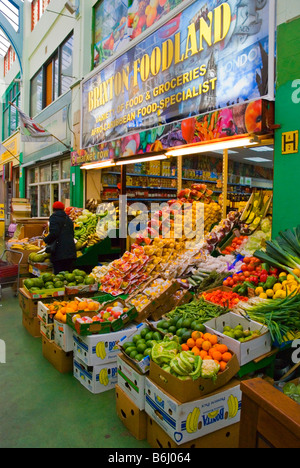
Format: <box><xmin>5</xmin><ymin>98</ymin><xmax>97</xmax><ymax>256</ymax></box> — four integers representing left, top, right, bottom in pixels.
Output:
<box><xmin>249</xmin><ymin>146</ymin><xmax>274</xmax><ymax>152</ymax></box>
<box><xmin>81</xmin><ymin>160</ymin><xmax>116</xmax><ymax>170</ymax></box>
<box><xmin>244</xmin><ymin>157</ymin><xmax>272</xmax><ymax>163</ymax></box>
<box><xmin>115</xmin><ymin>154</ymin><xmax>167</xmax><ymax>166</ymax></box>
<box><xmin>165</xmin><ymin>137</ymin><xmax>258</xmax><ymax>157</ymax></box>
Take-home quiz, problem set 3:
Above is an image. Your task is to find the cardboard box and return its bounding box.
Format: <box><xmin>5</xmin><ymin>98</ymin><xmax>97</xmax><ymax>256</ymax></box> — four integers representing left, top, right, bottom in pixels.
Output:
<box><xmin>40</xmin><ymin>321</ymin><xmax>55</xmax><ymax>341</ymax></box>
<box><xmin>19</xmin><ymin>288</ymin><xmax>59</xmax><ymax>318</ymax></box>
<box><xmin>73</xmin><ymin>357</ymin><xmax>118</xmax><ymax>394</ymax></box>
<box><xmin>204</xmin><ymin>312</ymin><xmax>271</xmax><ymax>366</ymax></box>
<box><xmin>149</xmin><ymin>353</ymin><xmax>240</xmax><ymax>403</ymax></box>
<box><xmin>24</xmin><ymin>283</ymin><xmax>65</xmax><ymax>300</ymax></box>
<box><xmin>145</xmin><ymin>377</ymin><xmax>242</xmax><ymax>445</ymax></box>
<box><xmin>54</xmin><ymin>319</ymin><xmax>74</xmax><ymax>352</ymax></box>
<box><xmin>42</xmin><ymin>335</ymin><xmax>73</xmax><ymax>374</ymax></box>
<box><xmin>38</xmin><ymin>301</ymin><xmax>56</xmax><ymax>325</ymax></box>
<box><xmin>115</xmin><ymin>384</ymin><xmax>147</xmax><ymax>441</ymax></box>
<box><xmin>22</xmin><ymin>312</ymin><xmax>41</xmax><ymax>338</ymax></box>
<box><xmin>117</xmin><ymin>353</ymin><xmax>146</xmax><ymax>411</ymax></box>
<box><xmin>147</xmin><ymin>416</ymin><xmax>240</xmax><ymax>449</ymax></box>
<box><xmin>72</xmin><ymin>323</ymin><xmax>138</xmax><ymax>366</ymax></box>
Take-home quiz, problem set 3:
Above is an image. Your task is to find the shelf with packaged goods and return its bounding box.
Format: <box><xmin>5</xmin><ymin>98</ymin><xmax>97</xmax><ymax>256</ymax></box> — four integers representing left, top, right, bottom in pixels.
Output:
<box><xmin>103</xmin><ymin>184</ymin><xmax>178</xmax><ymax>190</ymax></box>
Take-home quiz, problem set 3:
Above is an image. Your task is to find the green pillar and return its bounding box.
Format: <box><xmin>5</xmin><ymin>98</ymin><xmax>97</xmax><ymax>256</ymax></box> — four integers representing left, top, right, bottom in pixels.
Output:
<box><xmin>70</xmin><ymin>165</ymin><xmax>84</xmax><ymax>208</ymax></box>
<box><xmin>272</xmin><ymin>18</ymin><xmax>300</xmax><ymax>237</ymax></box>
<box><xmin>19</xmin><ymin>153</ymin><xmax>26</xmax><ymax>198</ymax></box>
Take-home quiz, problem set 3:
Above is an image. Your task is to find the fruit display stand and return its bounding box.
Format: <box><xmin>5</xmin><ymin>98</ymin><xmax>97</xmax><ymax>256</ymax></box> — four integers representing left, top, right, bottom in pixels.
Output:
<box><xmin>74</xmin><ymin>231</ymin><xmax>121</xmax><ymax>268</ymax></box>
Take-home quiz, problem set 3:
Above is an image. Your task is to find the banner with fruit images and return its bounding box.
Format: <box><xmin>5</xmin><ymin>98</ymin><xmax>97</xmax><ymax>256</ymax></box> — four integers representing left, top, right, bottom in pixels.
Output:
<box><xmin>83</xmin><ymin>0</ymin><xmax>275</xmax><ymax>154</ymax></box>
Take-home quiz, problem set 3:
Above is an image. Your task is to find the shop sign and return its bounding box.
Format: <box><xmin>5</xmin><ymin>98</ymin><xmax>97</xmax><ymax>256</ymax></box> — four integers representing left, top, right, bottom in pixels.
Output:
<box><xmin>81</xmin><ymin>0</ymin><xmax>275</xmax><ymax>157</ymax></box>
<box><xmin>0</xmin><ymin>133</ymin><xmax>20</xmax><ymax>166</ymax></box>
<box><xmin>282</xmin><ymin>130</ymin><xmax>299</xmax><ymax>155</ymax></box>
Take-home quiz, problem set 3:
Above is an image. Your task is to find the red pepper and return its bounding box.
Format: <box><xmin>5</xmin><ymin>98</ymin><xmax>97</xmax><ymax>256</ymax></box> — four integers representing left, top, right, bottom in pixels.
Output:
<box><xmin>260</xmin><ymin>273</ymin><xmax>268</xmax><ymax>283</ymax></box>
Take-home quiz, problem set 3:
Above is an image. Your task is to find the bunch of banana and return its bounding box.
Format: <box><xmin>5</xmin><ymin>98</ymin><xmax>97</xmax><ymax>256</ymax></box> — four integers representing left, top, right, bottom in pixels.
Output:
<box><xmin>87</xmin><ymin>233</ymin><xmax>101</xmax><ymax>247</ymax></box>
<box><xmin>96</xmin><ymin>342</ymin><xmax>106</xmax><ymax>360</ymax></box>
<box><xmin>227</xmin><ymin>394</ymin><xmax>239</xmax><ymax>419</ymax></box>
<box><xmin>186</xmin><ymin>407</ymin><xmax>201</xmax><ymax>434</ymax></box>
<box><xmin>99</xmin><ymin>368</ymin><xmax>109</xmax><ymax>386</ymax></box>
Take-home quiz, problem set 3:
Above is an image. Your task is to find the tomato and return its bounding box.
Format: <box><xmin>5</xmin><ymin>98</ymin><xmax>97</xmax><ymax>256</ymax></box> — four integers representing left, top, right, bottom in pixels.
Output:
<box><xmin>233</xmin><ymin>275</ymin><xmax>239</xmax><ymax>282</ymax></box>
<box><xmin>244</xmin><ymin>271</ymin><xmax>251</xmax><ymax>278</ymax></box>
<box><xmin>239</xmin><ymin>275</ymin><xmax>246</xmax><ymax>282</ymax></box>
<box><xmin>247</xmin><ymin>264</ymin><xmax>255</xmax><ymax>272</ymax></box>
<box><xmin>223</xmin><ymin>280</ymin><xmax>229</xmax><ymax>286</ymax></box>
<box><xmin>243</xmin><ymin>257</ymin><xmax>251</xmax><ymax>264</ymax></box>
<box><xmin>241</xmin><ymin>264</ymin><xmax>248</xmax><ymax>272</ymax></box>
<box><xmin>181</xmin><ymin>118</ymin><xmax>196</xmax><ymax>144</ymax></box>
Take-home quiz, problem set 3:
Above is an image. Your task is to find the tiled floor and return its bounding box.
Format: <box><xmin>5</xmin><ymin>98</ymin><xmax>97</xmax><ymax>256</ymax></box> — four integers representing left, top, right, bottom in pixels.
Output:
<box><xmin>0</xmin><ymin>286</ymin><xmax>150</xmax><ymax>448</ymax></box>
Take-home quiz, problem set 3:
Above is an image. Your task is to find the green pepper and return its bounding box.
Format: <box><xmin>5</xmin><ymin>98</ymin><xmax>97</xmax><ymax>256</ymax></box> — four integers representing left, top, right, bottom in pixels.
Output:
<box><xmin>264</xmin><ymin>276</ymin><xmax>277</xmax><ymax>290</ymax></box>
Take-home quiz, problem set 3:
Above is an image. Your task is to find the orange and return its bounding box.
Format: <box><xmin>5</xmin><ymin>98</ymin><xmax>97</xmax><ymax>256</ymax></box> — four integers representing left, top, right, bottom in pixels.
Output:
<box><xmin>203</xmin><ymin>355</ymin><xmax>213</xmax><ymax>360</ymax></box>
<box><xmin>191</xmin><ymin>331</ymin><xmax>203</xmax><ymax>341</ymax></box>
<box><xmin>208</xmin><ymin>334</ymin><xmax>218</xmax><ymax>345</ymax></box>
<box><xmin>195</xmin><ymin>338</ymin><xmax>204</xmax><ymax>349</ymax></box>
<box><xmin>215</xmin><ymin>344</ymin><xmax>228</xmax><ymax>354</ymax></box>
<box><xmin>203</xmin><ymin>333</ymin><xmax>212</xmax><ymax>341</ymax></box>
<box><xmin>199</xmin><ymin>350</ymin><xmax>208</xmax><ymax>359</ymax></box>
<box><xmin>222</xmin><ymin>352</ymin><xmax>232</xmax><ymax>363</ymax></box>
<box><xmin>211</xmin><ymin>350</ymin><xmax>222</xmax><ymax>362</ymax></box>
<box><xmin>181</xmin><ymin>344</ymin><xmax>189</xmax><ymax>351</ymax></box>
<box><xmin>219</xmin><ymin>361</ymin><xmax>227</xmax><ymax>372</ymax></box>
<box><xmin>191</xmin><ymin>346</ymin><xmax>201</xmax><ymax>356</ymax></box>
<box><xmin>187</xmin><ymin>338</ymin><xmax>196</xmax><ymax>349</ymax></box>
<box><xmin>202</xmin><ymin>340</ymin><xmax>212</xmax><ymax>351</ymax></box>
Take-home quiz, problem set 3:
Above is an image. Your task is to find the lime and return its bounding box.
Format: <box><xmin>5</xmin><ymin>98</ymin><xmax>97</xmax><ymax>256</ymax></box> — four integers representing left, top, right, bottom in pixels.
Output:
<box><xmin>132</xmin><ymin>334</ymin><xmax>142</xmax><ymax>343</ymax></box>
<box><xmin>176</xmin><ymin>318</ymin><xmax>184</xmax><ymax>329</ymax></box>
<box><xmin>145</xmin><ymin>331</ymin><xmax>154</xmax><ymax>341</ymax></box>
<box><xmin>152</xmin><ymin>332</ymin><xmax>162</xmax><ymax>341</ymax></box>
<box><xmin>125</xmin><ymin>347</ymin><xmax>136</xmax><ymax>356</ymax></box>
<box><xmin>161</xmin><ymin>320</ymin><xmax>171</xmax><ymax>330</ymax></box>
<box><xmin>140</xmin><ymin>328</ymin><xmax>150</xmax><ymax>339</ymax></box>
<box><xmin>234</xmin><ymin>330</ymin><xmax>244</xmax><ymax>339</ymax></box>
<box><xmin>135</xmin><ymin>354</ymin><xmax>144</xmax><ymax>362</ymax></box>
<box><xmin>144</xmin><ymin>348</ymin><xmax>152</xmax><ymax>357</ymax></box>
<box><xmin>130</xmin><ymin>350</ymin><xmax>138</xmax><ymax>359</ymax></box>
<box><xmin>223</xmin><ymin>326</ymin><xmax>232</xmax><ymax>332</ymax></box>
<box><xmin>123</xmin><ymin>342</ymin><xmax>134</xmax><ymax>350</ymax></box>
<box><xmin>137</xmin><ymin>343</ymin><xmax>147</xmax><ymax>354</ymax></box>
<box><xmin>181</xmin><ymin>331</ymin><xmax>192</xmax><ymax>342</ymax></box>
<box><xmin>193</xmin><ymin>323</ymin><xmax>205</xmax><ymax>332</ymax></box>
<box><xmin>168</xmin><ymin>326</ymin><xmax>177</xmax><ymax>335</ymax></box>
<box><xmin>146</xmin><ymin>340</ymin><xmax>155</xmax><ymax>348</ymax></box>
<box><xmin>182</xmin><ymin>318</ymin><xmax>192</xmax><ymax>329</ymax></box>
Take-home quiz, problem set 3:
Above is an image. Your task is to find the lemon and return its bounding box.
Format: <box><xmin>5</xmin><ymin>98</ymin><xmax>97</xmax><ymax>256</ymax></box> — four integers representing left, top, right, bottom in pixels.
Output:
<box><xmin>287</xmin><ymin>274</ymin><xmax>295</xmax><ymax>282</ymax></box>
<box><xmin>279</xmin><ymin>272</ymin><xmax>288</xmax><ymax>278</ymax></box>
<box><xmin>273</xmin><ymin>283</ymin><xmax>283</xmax><ymax>292</ymax></box>
<box><xmin>255</xmin><ymin>287</ymin><xmax>264</xmax><ymax>296</ymax></box>
<box><xmin>266</xmin><ymin>289</ymin><xmax>274</xmax><ymax>298</ymax></box>
<box><xmin>259</xmin><ymin>293</ymin><xmax>268</xmax><ymax>299</ymax></box>
<box><xmin>274</xmin><ymin>290</ymin><xmax>286</xmax><ymax>299</ymax></box>
<box><xmin>293</xmin><ymin>268</ymin><xmax>300</xmax><ymax>278</ymax></box>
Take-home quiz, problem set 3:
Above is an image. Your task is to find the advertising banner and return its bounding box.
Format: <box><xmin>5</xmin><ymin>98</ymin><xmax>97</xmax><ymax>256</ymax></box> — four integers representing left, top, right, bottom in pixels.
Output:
<box><xmin>81</xmin><ymin>0</ymin><xmax>275</xmax><ymax>158</ymax></box>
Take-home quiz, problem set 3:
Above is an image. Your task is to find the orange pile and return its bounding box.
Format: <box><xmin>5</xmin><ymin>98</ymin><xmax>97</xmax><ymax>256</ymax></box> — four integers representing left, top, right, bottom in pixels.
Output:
<box><xmin>45</xmin><ymin>299</ymin><xmax>99</xmax><ymax>324</ymax></box>
<box><xmin>181</xmin><ymin>331</ymin><xmax>233</xmax><ymax>372</ymax></box>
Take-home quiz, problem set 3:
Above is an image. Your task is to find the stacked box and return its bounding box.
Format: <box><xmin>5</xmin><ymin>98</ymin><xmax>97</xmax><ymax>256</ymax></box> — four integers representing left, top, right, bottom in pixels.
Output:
<box><xmin>73</xmin><ymin>357</ymin><xmax>118</xmax><ymax>394</ymax></box>
<box><xmin>115</xmin><ymin>384</ymin><xmax>147</xmax><ymax>441</ymax></box>
<box><xmin>42</xmin><ymin>335</ymin><xmax>73</xmax><ymax>374</ymax></box>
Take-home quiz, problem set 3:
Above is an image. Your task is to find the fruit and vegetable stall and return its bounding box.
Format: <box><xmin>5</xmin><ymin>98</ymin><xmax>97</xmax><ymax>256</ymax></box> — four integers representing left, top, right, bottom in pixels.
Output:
<box><xmin>17</xmin><ymin>186</ymin><xmax>300</xmax><ymax>448</ymax></box>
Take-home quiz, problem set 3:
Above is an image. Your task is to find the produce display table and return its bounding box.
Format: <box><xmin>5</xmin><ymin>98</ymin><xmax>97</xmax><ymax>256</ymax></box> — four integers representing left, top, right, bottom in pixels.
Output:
<box><xmin>75</xmin><ymin>232</ymin><xmax>121</xmax><ymax>268</ymax></box>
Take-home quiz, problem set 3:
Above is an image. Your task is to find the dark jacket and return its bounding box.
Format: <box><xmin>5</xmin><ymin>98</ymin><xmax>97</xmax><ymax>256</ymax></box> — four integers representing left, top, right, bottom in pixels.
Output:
<box><xmin>44</xmin><ymin>210</ymin><xmax>76</xmax><ymax>262</ymax></box>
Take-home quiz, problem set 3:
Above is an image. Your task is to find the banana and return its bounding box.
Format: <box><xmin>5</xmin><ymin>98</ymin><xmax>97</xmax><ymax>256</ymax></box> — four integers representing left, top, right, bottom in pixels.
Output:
<box><xmin>99</xmin><ymin>368</ymin><xmax>109</xmax><ymax>386</ymax></box>
<box><xmin>228</xmin><ymin>395</ymin><xmax>239</xmax><ymax>418</ymax></box>
<box><xmin>186</xmin><ymin>407</ymin><xmax>200</xmax><ymax>433</ymax></box>
<box><xmin>207</xmin><ymin>410</ymin><xmax>219</xmax><ymax>419</ymax></box>
<box><xmin>96</xmin><ymin>342</ymin><xmax>106</xmax><ymax>360</ymax></box>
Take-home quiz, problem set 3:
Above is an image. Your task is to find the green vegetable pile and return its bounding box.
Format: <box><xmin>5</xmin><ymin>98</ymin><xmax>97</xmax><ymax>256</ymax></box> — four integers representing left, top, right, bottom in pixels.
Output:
<box><xmin>166</xmin><ymin>297</ymin><xmax>228</xmax><ymax>324</ymax></box>
<box><xmin>151</xmin><ymin>337</ymin><xmax>220</xmax><ymax>382</ymax></box>
<box><xmin>283</xmin><ymin>381</ymin><xmax>300</xmax><ymax>404</ymax></box>
<box><xmin>194</xmin><ymin>271</ymin><xmax>230</xmax><ymax>294</ymax></box>
<box><xmin>233</xmin><ymin>294</ymin><xmax>300</xmax><ymax>344</ymax></box>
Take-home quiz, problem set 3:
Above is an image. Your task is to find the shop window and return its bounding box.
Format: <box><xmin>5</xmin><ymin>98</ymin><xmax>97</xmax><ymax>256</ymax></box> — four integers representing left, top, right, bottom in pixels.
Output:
<box><xmin>30</xmin><ymin>33</ymin><xmax>74</xmax><ymax>116</ymax></box>
<box><xmin>27</xmin><ymin>158</ymin><xmax>71</xmax><ymax>217</ymax></box>
<box><xmin>2</xmin><ymin>75</ymin><xmax>21</xmax><ymax>140</ymax></box>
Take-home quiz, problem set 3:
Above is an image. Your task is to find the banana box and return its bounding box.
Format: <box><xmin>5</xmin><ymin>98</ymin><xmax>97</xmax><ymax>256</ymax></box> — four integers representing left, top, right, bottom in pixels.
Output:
<box><xmin>117</xmin><ymin>353</ymin><xmax>146</xmax><ymax>411</ymax></box>
<box><xmin>54</xmin><ymin>319</ymin><xmax>74</xmax><ymax>352</ymax></box>
<box><xmin>72</xmin><ymin>323</ymin><xmax>138</xmax><ymax>366</ymax></box>
<box><xmin>145</xmin><ymin>377</ymin><xmax>241</xmax><ymax>445</ymax></box>
<box><xmin>73</xmin><ymin>357</ymin><xmax>118</xmax><ymax>394</ymax></box>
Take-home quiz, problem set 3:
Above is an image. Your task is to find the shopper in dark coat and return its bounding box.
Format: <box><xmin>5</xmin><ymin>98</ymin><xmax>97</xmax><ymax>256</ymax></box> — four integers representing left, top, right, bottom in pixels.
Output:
<box><xmin>44</xmin><ymin>201</ymin><xmax>77</xmax><ymax>275</ymax></box>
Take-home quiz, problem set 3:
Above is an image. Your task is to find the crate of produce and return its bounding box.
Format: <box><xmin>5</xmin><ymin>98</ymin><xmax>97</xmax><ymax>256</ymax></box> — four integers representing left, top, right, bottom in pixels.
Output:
<box><xmin>23</xmin><ymin>276</ymin><xmax>65</xmax><ymax>299</ymax></box>
<box><xmin>118</xmin><ymin>322</ymin><xmax>164</xmax><ymax>374</ymax></box>
<box><xmin>204</xmin><ymin>312</ymin><xmax>272</xmax><ymax>366</ymax></box>
<box><xmin>66</xmin><ymin>298</ymin><xmax>136</xmax><ymax>336</ymax></box>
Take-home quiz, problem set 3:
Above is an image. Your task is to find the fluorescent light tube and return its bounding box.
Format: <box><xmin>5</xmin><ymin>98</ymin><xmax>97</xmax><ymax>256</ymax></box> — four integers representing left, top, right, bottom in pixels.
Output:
<box><xmin>165</xmin><ymin>137</ymin><xmax>258</xmax><ymax>157</ymax></box>
<box><xmin>115</xmin><ymin>154</ymin><xmax>167</xmax><ymax>166</ymax></box>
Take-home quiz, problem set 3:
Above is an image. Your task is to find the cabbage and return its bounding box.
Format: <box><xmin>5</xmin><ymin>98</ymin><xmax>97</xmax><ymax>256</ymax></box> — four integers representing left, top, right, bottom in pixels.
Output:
<box><xmin>260</xmin><ymin>217</ymin><xmax>272</xmax><ymax>234</ymax></box>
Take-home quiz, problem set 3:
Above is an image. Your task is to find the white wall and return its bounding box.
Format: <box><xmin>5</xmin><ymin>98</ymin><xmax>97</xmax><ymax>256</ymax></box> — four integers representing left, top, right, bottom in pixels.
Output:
<box><xmin>277</xmin><ymin>0</ymin><xmax>300</xmax><ymax>26</ymax></box>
